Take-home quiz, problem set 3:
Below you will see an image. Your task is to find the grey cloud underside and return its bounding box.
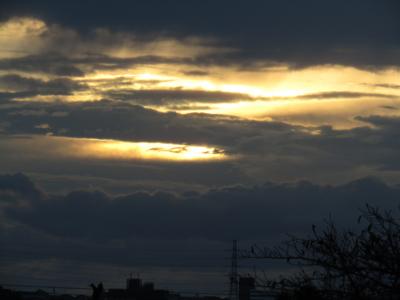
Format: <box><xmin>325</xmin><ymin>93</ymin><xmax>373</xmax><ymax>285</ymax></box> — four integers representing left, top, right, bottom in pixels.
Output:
<box><xmin>104</xmin><ymin>89</ymin><xmax>255</xmax><ymax>105</ymax></box>
<box><xmin>2</xmin><ymin>100</ymin><xmax>400</xmax><ymax>184</ymax></box>
<box><xmin>3</xmin><ymin>174</ymin><xmax>398</xmax><ymax>292</ymax></box>
<box><xmin>1</xmin><ymin>0</ymin><xmax>400</xmax><ymax>290</ymax></box>
<box><xmin>181</xmin><ymin>70</ymin><xmax>210</xmax><ymax>76</ymax></box>
<box><xmin>0</xmin><ymin>54</ymin><xmax>85</xmax><ymax>76</ymax></box>
<box><xmin>2</xmin><ymin>173</ymin><xmax>399</xmax><ymax>290</ymax></box>
<box><xmin>0</xmin><ymin>53</ymin><xmax>398</xmax><ymax>107</ymax></box>
<box><xmin>367</xmin><ymin>84</ymin><xmax>400</xmax><ymax>90</ymax></box>
<box><xmin>381</xmin><ymin>105</ymin><xmax>398</xmax><ymax>110</ymax></box>
<box><xmin>0</xmin><ymin>74</ymin><xmax>87</xmax><ymax>95</ymax></box>
<box><xmin>1</xmin><ymin>72</ymin><xmax>397</xmax><ymax>107</ymax></box>
<box><xmin>0</xmin><ymin>101</ymin><xmax>400</xmax><ymax>186</ymax></box>
<box><xmin>0</xmin><ymin>100</ymin><xmax>295</xmax><ymax>146</ymax></box>
<box><xmin>0</xmin><ymin>53</ymin><xmax>189</xmax><ymax>75</ymax></box>
<box><xmin>2</xmin><ymin>173</ymin><xmax>399</xmax><ymax>242</ymax></box>
<box><xmin>105</xmin><ymin>90</ymin><xmax>399</xmax><ymax>106</ymax></box>
<box><xmin>2</xmin><ymin>0</ymin><xmax>400</xmax><ymax>69</ymax></box>
<box><xmin>295</xmin><ymin>91</ymin><xmax>398</xmax><ymax>100</ymax></box>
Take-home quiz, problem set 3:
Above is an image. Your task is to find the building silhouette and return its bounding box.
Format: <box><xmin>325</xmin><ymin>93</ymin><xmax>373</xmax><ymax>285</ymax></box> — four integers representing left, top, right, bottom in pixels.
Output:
<box><xmin>107</xmin><ymin>277</ymin><xmax>170</xmax><ymax>300</ymax></box>
<box><xmin>238</xmin><ymin>277</ymin><xmax>255</xmax><ymax>300</ymax></box>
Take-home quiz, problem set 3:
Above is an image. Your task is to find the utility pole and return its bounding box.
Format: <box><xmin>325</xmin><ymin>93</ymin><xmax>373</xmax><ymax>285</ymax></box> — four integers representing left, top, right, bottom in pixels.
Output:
<box><xmin>229</xmin><ymin>240</ymin><xmax>238</xmax><ymax>300</ymax></box>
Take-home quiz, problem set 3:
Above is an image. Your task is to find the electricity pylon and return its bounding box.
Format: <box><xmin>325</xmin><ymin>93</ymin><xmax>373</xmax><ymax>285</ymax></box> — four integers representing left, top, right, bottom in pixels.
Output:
<box><xmin>229</xmin><ymin>240</ymin><xmax>239</xmax><ymax>300</ymax></box>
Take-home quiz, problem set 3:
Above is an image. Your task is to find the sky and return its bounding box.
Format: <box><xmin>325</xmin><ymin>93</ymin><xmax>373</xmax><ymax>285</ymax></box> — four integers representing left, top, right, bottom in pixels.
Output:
<box><xmin>1</xmin><ymin>0</ymin><xmax>400</xmax><ymax>295</ymax></box>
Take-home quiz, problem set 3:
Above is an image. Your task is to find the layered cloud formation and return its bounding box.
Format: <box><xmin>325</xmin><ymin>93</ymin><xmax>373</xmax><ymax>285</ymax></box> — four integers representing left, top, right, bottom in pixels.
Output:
<box><xmin>1</xmin><ymin>0</ymin><xmax>400</xmax><ymax>293</ymax></box>
<box><xmin>1</xmin><ymin>99</ymin><xmax>400</xmax><ymax>191</ymax></box>
<box><xmin>1</xmin><ymin>173</ymin><xmax>400</xmax><ymax>290</ymax></box>
<box><xmin>2</xmin><ymin>1</ymin><xmax>400</xmax><ymax>68</ymax></box>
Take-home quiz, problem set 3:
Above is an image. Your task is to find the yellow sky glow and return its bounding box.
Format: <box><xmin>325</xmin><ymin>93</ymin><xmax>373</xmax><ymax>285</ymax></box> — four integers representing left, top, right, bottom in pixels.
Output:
<box><xmin>1</xmin><ymin>17</ymin><xmax>400</xmax><ymax>130</ymax></box>
<box><xmin>7</xmin><ymin>135</ymin><xmax>228</xmax><ymax>161</ymax></box>
<box><xmin>86</xmin><ymin>139</ymin><xmax>227</xmax><ymax>161</ymax></box>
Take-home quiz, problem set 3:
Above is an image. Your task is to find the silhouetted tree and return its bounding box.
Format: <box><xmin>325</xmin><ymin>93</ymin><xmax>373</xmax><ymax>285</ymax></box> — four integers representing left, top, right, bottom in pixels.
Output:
<box><xmin>242</xmin><ymin>205</ymin><xmax>400</xmax><ymax>299</ymax></box>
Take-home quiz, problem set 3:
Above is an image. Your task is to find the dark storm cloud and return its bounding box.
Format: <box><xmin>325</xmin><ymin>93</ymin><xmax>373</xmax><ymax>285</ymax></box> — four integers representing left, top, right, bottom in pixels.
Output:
<box><xmin>181</xmin><ymin>70</ymin><xmax>210</xmax><ymax>77</ymax></box>
<box><xmin>356</xmin><ymin>115</ymin><xmax>400</xmax><ymax>129</ymax></box>
<box><xmin>0</xmin><ymin>100</ymin><xmax>294</xmax><ymax>145</ymax></box>
<box><xmin>165</xmin><ymin>104</ymin><xmax>212</xmax><ymax>111</ymax></box>
<box><xmin>78</xmin><ymin>55</ymin><xmax>187</xmax><ymax>70</ymax></box>
<box><xmin>0</xmin><ymin>91</ymin><xmax>38</xmax><ymax>102</ymax></box>
<box><xmin>295</xmin><ymin>91</ymin><xmax>398</xmax><ymax>100</ymax></box>
<box><xmin>0</xmin><ymin>53</ymin><xmax>186</xmax><ymax>76</ymax></box>
<box><xmin>0</xmin><ymin>170</ymin><xmax>398</xmax><ymax>292</ymax></box>
<box><xmin>381</xmin><ymin>105</ymin><xmax>398</xmax><ymax>110</ymax></box>
<box><xmin>234</xmin><ymin>116</ymin><xmax>400</xmax><ymax>177</ymax></box>
<box><xmin>366</xmin><ymin>83</ymin><xmax>400</xmax><ymax>90</ymax></box>
<box><xmin>104</xmin><ymin>89</ymin><xmax>254</xmax><ymax>105</ymax></box>
<box><xmin>354</xmin><ymin>115</ymin><xmax>400</xmax><ymax>168</ymax></box>
<box><xmin>2</xmin><ymin>0</ymin><xmax>399</xmax><ymax>69</ymax></box>
<box><xmin>0</xmin><ymin>173</ymin><xmax>43</xmax><ymax>202</ymax></box>
<box><xmin>105</xmin><ymin>89</ymin><xmax>399</xmax><ymax>106</ymax></box>
<box><xmin>1</xmin><ymin>1</ymin><xmax>400</xmax><ymax>290</ymax></box>
<box><xmin>2</xmin><ymin>173</ymin><xmax>400</xmax><ymax>242</ymax></box>
<box><xmin>0</xmin><ymin>74</ymin><xmax>87</xmax><ymax>95</ymax></box>
<box><xmin>3</xmin><ymin>174</ymin><xmax>398</xmax><ymax>291</ymax></box>
<box><xmin>0</xmin><ymin>54</ymin><xmax>85</xmax><ymax>76</ymax></box>
<box><xmin>2</xmin><ymin>100</ymin><xmax>400</xmax><ymax>177</ymax></box>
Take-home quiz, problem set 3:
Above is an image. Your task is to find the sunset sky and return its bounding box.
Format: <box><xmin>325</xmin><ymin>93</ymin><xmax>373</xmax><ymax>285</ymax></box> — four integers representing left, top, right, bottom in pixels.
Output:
<box><xmin>1</xmin><ymin>0</ymin><xmax>400</xmax><ymax>294</ymax></box>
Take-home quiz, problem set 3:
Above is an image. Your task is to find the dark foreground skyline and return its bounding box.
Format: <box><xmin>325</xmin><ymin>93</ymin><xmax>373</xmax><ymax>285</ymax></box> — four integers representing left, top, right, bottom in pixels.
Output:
<box><xmin>1</xmin><ymin>0</ymin><xmax>400</xmax><ymax>294</ymax></box>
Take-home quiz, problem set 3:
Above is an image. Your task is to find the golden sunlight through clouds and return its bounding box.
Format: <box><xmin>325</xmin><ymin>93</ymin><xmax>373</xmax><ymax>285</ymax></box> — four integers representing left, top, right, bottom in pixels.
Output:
<box><xmin>2</xmin><ymin>17</ymin><xmax>400</xmax><ymax>130</ymax></box>
<box><xmin>87</xmin><ymin>139</ymin><xmax>227</xmax><ymax>161</ymax></box>
<box><xmin>7</xmin><ymin>135</ymin><xmax>228</xmax><ymax>162</ymax></box>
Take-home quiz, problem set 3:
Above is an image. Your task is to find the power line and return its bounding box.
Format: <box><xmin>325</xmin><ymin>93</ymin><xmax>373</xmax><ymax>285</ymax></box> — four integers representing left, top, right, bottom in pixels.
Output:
<box><xmin>0</xmin><ymin>283</ymin><xmax>90</xmax><ymax>290</ymax></box>
<box><xmin>0</xmin><ymin>283</ymin><xmax>230</xmax><ymax>296</ymax></box>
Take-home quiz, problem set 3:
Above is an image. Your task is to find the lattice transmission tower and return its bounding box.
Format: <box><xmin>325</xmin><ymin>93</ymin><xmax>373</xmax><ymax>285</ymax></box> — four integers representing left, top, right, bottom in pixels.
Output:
<box><xmin>229</xmin><ymin>240</ymin><xmax>239</xmax><ymax>300</ymax></box>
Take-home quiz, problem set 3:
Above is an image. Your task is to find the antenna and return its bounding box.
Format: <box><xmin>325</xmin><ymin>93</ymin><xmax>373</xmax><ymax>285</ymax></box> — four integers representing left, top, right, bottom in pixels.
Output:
<box><xmin>229</xmin><ymin>240</ymin><xmax>239</xmax><ymax>300</ymax></box>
